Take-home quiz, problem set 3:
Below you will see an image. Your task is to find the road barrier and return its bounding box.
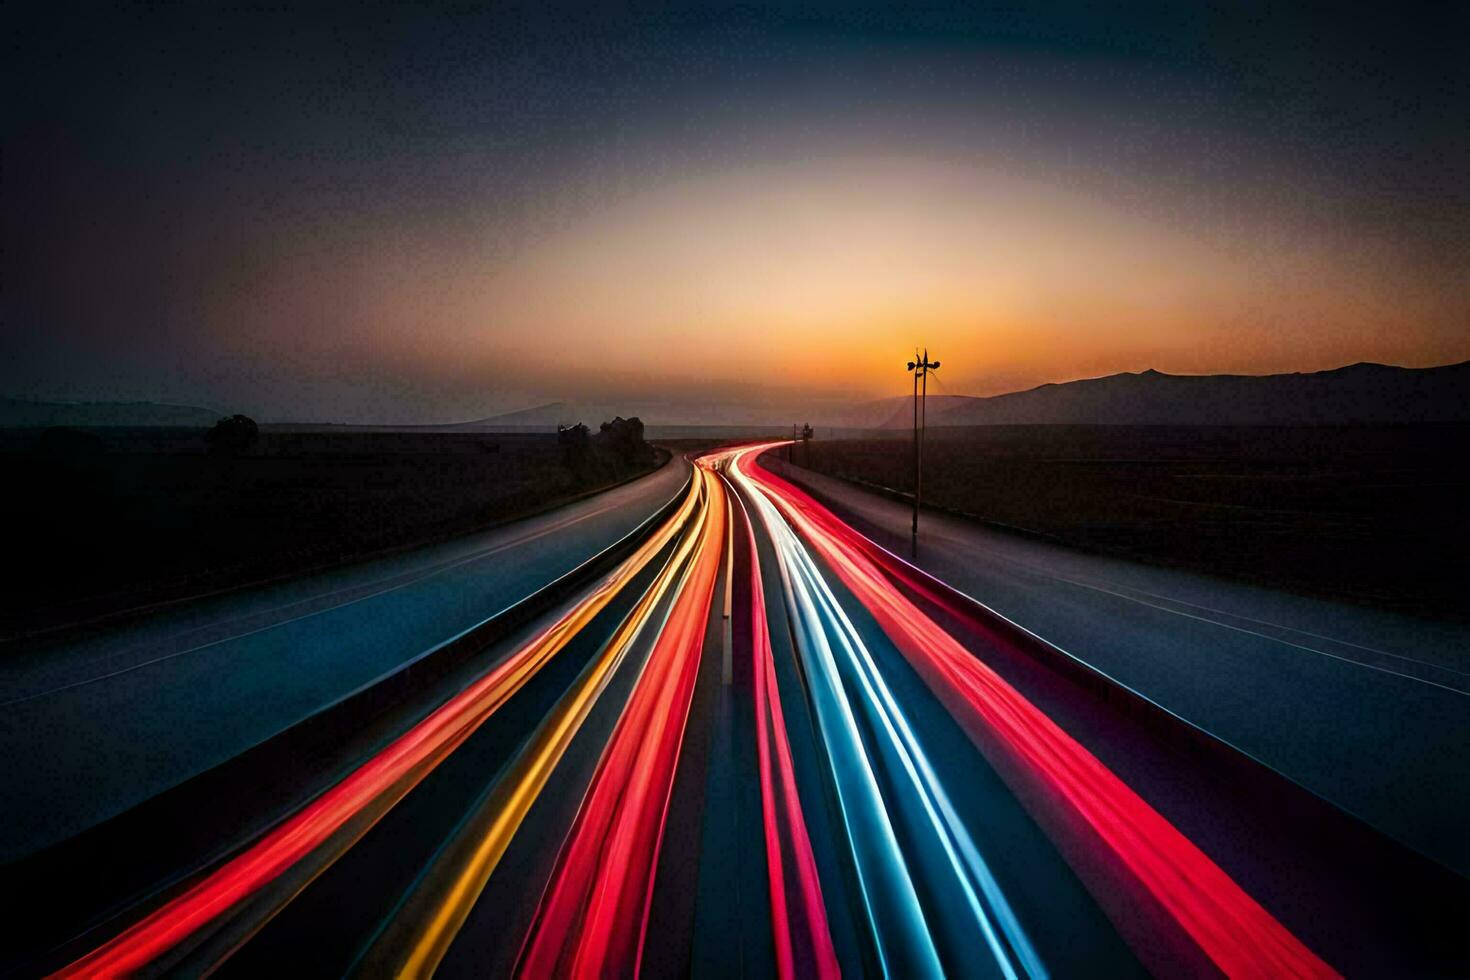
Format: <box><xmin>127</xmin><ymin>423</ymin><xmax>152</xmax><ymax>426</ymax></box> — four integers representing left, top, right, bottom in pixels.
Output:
<box><xmin>3</xmin><ymin>467</ymin><xmax>694</xmax><ymax>977</ymax></box>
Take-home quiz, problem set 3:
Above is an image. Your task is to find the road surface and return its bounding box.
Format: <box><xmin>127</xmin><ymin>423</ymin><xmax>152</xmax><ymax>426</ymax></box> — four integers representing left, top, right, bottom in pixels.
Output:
<box><xmin>762</xmin><ymin>456</ymin><xmax>1470</xmax><ymax>879</ymax></box>
<box><xmin>5</xmin><ymin>444</ymin><xmax>1465</xmax><ymax>978</ymax></box>
<box><xmin>0</xmin><ymin>456</ymin><xmax>690</xmax><ymax>863</ymax></box>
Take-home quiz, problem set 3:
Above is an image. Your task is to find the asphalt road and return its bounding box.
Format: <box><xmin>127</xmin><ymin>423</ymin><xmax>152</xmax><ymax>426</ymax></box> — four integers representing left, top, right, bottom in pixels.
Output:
<box><xmin>9</xmin><ymin>445</ymin><xmax>1466</xmax><ymax>978</ymax></box>
<box><xmin>764</xmin><ymin>455</ymin><xmax>1470</xmax><ymax>878</ymax></box>
<box><xmin>0</xmin><ymin>455</ymin><xmax>690</xmax><ymax>863</ymax></box>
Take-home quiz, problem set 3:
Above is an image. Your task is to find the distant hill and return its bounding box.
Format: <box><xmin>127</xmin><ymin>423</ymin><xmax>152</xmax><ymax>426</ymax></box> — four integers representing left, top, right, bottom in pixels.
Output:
<box><xmin>343</xmin><ymin>395</ymin><xmax>973</xmax><ymax>431</ymax></box>
<box><xmin>848</xmin><ymin>394</ymin><xmax>974</xmax><ymax>429</ymax></box>
<box><xmin>883</xmin><ymin>361</ymin><xmax>1470</xmax><ymax>427</ymax></box>
<box><xmin>437</xmin><ymin>396</ymin><xmax>983</xmax><ymax>431</ymax></box>
<box><xmin>433</xmin><ymin>402</ymin><xmax>583</xmax><ymax>431</ymax></box>
<box><xmin>0</xmin><ymin>398</ymin><xmax>222</xmax><ymax>428</ymax></box>
<box><xmin>263</xmin><ymin>403</ymin><xmax>591</xmax><ymax>433</ymax></box>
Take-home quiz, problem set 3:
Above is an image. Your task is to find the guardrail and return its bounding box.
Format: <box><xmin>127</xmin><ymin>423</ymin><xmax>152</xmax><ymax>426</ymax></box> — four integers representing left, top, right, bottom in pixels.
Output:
<box><xmin>3</xmin><ymin>464</ymin><xmax>694</xmax><ymax>977</ymax></box>
<box><xmin>765</xmin><ymin>449</ymin><xmax>1470</xmax><ymax>973</ymax></box>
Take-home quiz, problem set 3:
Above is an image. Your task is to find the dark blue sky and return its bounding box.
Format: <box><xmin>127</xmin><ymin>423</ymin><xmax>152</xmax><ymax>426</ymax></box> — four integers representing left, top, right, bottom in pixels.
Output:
<box><xmin>5</xmin><ymin>2</ymin><xmax>1467</xmax><ymax>421</ymax></box>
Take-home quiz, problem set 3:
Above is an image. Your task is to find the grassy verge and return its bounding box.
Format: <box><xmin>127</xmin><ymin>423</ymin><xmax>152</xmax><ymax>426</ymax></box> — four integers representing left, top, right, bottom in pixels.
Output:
<box><xmin>1</xmin><ymin>428</ymin><xmax>666</xmax><ymax>639</ymax></box>
<box><xmin>794</xmin><ymin>424</ymin><xmax>1468</xmax><ymax>619</ymax></box>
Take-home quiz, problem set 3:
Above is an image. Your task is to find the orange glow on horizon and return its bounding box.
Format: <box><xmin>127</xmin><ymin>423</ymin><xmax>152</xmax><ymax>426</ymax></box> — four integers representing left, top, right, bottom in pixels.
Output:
<box><xmin>204</xmin><ymin>155</ymin><xmax>1468</xmax><ymax>409</ymax></box>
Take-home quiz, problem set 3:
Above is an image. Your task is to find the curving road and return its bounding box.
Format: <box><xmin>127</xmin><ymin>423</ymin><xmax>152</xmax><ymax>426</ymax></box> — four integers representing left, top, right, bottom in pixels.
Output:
<box><xmin>5</xmin><ymin>444</ymin><xmax>1466</xmax><ymax>978</ymax></box>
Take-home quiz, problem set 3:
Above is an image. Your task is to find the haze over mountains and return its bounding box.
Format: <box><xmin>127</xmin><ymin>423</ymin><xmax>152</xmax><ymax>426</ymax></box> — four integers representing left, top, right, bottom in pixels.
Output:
<box><xmin>453</xmin><ymin>395</ymin><xmax>992</xmax><ymax>431</ymax></box>
<box><xmin>436</xmin><ymin>397</ymin><xmax>926</xmax><ymax>431</ymax></box>
<box><xmin>6</xmin><ymin>360</ymin><xmax>1466</xmax><ymax>431</ymax></box>
<box><xmin>452</xmin><ymin>361</ymin><xmax>1470</xmax><ymax>429</ymax></box>
<box><xmin>880</xmin><ymin>361</ymin><xmax>1470</xmax><ymax>428</ymax></box>
<box><xmin>418</xmin><ymin>361</ymin><xmax>1470</xmax><ymax>430</ymax></box>
<box><xmin>0</xmin><ymin>398</ymin><xmax>221</xmax><ymax>428</ymax></box>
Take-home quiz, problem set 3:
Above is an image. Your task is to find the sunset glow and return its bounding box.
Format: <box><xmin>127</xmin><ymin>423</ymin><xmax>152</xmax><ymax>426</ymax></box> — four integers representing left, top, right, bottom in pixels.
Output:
<box><xmin>7</xmin><ymin>6</ymin><xmax>1466</xmax><ymax>421</ymax></box>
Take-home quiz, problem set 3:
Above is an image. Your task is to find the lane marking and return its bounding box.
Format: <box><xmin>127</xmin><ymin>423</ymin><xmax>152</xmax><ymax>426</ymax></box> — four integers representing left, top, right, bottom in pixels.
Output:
<box><xmin>802</xmin><ymin>475</ymin><xmax>1469</xmax><ymax>695</ymax></box>
<box><xmin>723</xmin><ymin>483</ymin><xmax>734</xmax><ymax>685</ymax></box>
<box><xmin>744</xmin><ymin>449</ymin><xmax>1338</xmax><ymax>979</ymax></box>
<box><xmin>1</xmin><ymin>476</ymin><xmax>690</xmax><ymax>708</ymax></box>
<box><xmin>948</xmin><ymin>539</ymin><xmax>1465</xmax><ymax>673</ymax></box>
<box><xmin>989</xmin><ymin>565</ymin><xmax>1470</xmax><ymax>697</ymax></box>
<box><xmin>49</xmin><ymin>470</ymin><xmax>706</xmax><ymax>978</ymax></box>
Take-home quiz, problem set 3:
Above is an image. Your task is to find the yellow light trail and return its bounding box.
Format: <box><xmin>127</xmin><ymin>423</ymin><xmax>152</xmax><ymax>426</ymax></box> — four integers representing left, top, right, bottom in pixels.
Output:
<box><xmin>358</xmin><ymin>468</ymin><xmax>718</xmax><ymax>977</ymax></box>
<box><xmin>514</xmin><ymin>460</ymin><xmax>728</xmax><ymax>976</ymax></box>
<box><xmin>52</xmin><ymin>469</ymin><xmax>705</xmax><ymax>979</ymax></box>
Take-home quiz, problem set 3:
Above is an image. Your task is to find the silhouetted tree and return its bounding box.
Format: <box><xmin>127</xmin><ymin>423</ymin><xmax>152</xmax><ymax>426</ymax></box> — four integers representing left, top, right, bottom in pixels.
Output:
<box><xmin>206</xmin><ymin>414</ymin><xmax>259</xmax><ymax>453</ymax></box>
<box><xmin>558</xmin><ymin>422</ymin><xmax>591</xmax><ymax>469</ymax></box>
<box><xmin>595</xmin><ymin>416</ymin><xmax>650</xmax><ymax>464</ymax></box>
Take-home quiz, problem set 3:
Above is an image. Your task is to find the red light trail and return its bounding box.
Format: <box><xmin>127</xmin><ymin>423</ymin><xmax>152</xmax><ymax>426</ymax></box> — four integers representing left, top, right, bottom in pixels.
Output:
<box><xmin>734</xmin><ymin>476</ymin><xmax>841</xmax><ymax>980</ymax></box>
<box><xmin>50</xmin><ymin>476</ymin><xmax>704</xmax><ymax>978</ymax></box>
<box><xmin>736</xmin><ymin>447</ymin><xmax>1336</xmax><ymax>979</ymax></box>
<box><xmin>515</xmin><ymin>464</ymin><xmax>726</xmax><ymax>977</ymax></box>
<box><xmin>45</xmin><ymin>445</ymin><xmax>1368</xmax><ymax>978</ymax></box>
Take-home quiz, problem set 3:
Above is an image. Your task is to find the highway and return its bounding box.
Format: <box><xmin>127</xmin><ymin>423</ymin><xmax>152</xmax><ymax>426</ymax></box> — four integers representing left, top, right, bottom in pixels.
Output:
<box><xmin>0</xmin><ymin>457</ymin><xmax>691</xmax><ymax>863</ymax></box>
<box><xmin>760</xmin><ymin>457</ymin><xmax>1470</xmax><ymax>879</ymax></box>
<box><xmin>4</xmin><ymin>444</ymin><xmax>1466</xmax><ymax>978</ymax></box>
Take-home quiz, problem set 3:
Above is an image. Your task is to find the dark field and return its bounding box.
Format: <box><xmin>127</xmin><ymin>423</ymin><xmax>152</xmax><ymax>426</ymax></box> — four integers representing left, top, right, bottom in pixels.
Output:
<box><xmin>796</xmin><ymin>424</ymin><xmax>1469</xmax><ymax>619</ymax></box>
<box><xmin>1</xmin><ymin>427</ymin><xmax>663</xmax><ymax>639</ymax></box>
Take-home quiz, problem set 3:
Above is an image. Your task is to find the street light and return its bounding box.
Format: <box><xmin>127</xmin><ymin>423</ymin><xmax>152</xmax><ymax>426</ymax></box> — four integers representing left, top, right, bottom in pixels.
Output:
<box><xmin>907</xmin><ymin>348</ymin><xmax>940</xmax><ymax>538</ymax></box>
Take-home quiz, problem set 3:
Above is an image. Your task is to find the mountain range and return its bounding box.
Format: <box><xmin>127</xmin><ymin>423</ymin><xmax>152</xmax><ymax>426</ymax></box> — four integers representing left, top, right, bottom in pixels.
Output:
<box><xmin>6</xmin><ymin>360</ymin><xmax>1466</xmax><ymax>431</ymax></box>
<box><xmin>881</xmin><ymin>361</ymin><xmax>1470</xmax><ymax>428</ymax></box>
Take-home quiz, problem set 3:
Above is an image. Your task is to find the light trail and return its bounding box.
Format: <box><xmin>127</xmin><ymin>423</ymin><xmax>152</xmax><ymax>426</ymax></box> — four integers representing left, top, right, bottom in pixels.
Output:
<box><xmin>38</xmin><ymin>442</ymin><xmax>1367</xmax><ymax>977</ymax></box>
<box><xmin>49</xmin><ymin>473</ymin><xmax>706</xmax><ymax>979</ymax></box>
<box><xmin>0</xmin><ymin>486</ymin><xmax>657</xmax><ymax>710</ymax></box>
<box><xmin>515</xmin><ymin>462</ymin><xmax>726</xmax><ymax>977</ymax></box>
<box><xmin>732</xmin><ymin>448</ymin><xmax>1040</xmax><ymax>979</ymax></box>
<box><xmin>725</xmin><ymin>470</ymin><xmax>840</xmax><ymax>980</ymax></box>
<box><xmin>747</xmin><ymin>471</ymin><xmax>940</xmax><ymax>976</ymax></box>
<box><xmin>737</xmin><ymin>447</ymin><xmax>1338</xmax><ymax>979</ymax></box>
<box><xmin>882</xmin><ymin>534</ymin><xmax>1470</xmax><ymax>695</ymax></box>
<box><xmin>790</xmin><ymin>535</ymin><xmax>1043</xmax><ymax>979</ymax></box>
<box><xmin>354</xmin><ymin>478</ymin><xmax>706</xmax><ymax>977</ymax></box>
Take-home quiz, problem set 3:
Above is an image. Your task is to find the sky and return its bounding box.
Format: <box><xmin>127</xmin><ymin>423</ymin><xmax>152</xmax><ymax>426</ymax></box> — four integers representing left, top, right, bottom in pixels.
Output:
<box><xmin>5</xmin><ymin>2</ymin><xmax>1468</xmax><ymax>423</ymax></box>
